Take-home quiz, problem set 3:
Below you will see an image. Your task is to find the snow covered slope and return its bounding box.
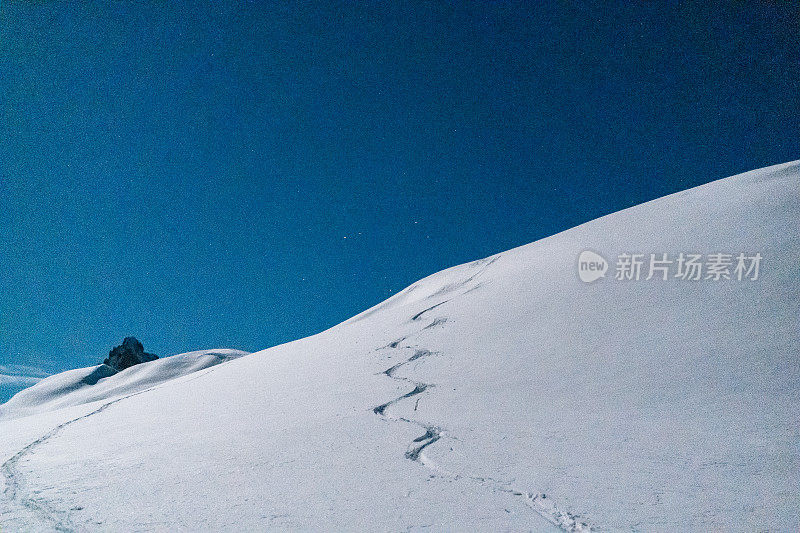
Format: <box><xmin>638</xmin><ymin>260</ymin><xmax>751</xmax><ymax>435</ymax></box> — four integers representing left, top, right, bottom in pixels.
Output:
<box><xmin>0</xmin><ymin>349</ymin><xmax>249</xmax><ymax>421</ymax></box>
<box><xmin>0</xmin><ymin>161</ymin><xmax>797</xmax><ymax>531</ymax></box>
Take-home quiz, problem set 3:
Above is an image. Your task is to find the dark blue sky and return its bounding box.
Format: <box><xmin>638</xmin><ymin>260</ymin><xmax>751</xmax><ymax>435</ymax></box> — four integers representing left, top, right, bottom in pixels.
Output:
<box><xmin>0</xmin><ymin>2</ymin><xmax>797</xmax><ymax>396</ymax></box>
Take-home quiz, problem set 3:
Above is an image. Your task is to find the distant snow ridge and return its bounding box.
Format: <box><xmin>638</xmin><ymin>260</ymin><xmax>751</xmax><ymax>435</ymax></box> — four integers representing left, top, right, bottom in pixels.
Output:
<box><xmin>0</xmin><ymin>349</ymin><xmax>249</xmax><ymax>421</ymax></box>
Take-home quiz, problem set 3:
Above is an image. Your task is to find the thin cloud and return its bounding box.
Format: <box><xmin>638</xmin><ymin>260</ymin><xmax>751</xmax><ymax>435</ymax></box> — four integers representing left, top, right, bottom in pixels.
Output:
<box><xmin>0</xmin><ymin>364</ymin><xmax>50</xmax><ymax>378</ymax></box>
<box><xmin>0</xmin><ymin>364</ymin><xmax>49</xmax><ymax>387</ymax></box>
<box><xmin>0</xmin><ymin>373</ymin><xmax>44</xmax><ymax>386</ymax></box>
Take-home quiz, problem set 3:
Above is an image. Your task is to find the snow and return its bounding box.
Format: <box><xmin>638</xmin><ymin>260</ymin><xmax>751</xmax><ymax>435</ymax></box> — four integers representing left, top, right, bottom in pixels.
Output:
<box><xmin>0</xmin><ymin>349</ymin><xmax>249</xmax><ymax>421</ymax></box>
<box><xmin>0</xmin><ymin>161</ymin><xmax>797</xmax><ymax>531</ymax></box>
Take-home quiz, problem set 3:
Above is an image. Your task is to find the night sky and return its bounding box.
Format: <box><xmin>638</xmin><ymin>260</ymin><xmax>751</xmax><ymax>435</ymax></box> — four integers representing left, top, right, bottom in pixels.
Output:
<box><xmin>0</xmin><ymin>2</ymin><xmax>797</xmax><ymax>399</ymax></box>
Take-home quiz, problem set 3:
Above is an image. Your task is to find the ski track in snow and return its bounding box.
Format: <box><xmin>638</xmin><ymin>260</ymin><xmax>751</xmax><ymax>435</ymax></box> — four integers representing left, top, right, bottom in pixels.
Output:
<box><xmin>372</xmin><ymin>256</ymin><xmax>594</xmax><ymax>532</ymax></box>
<box><xmin>1</xmin><ymin>392</ymin><xmax>146</xmax><ymax>532</ymax></box>
<box><xmin>3</xmin><ymin>255</ymin><xmax>592</xmax><ymax>532</ymax></box>
<box><xmin>0</xmin><ymin>362</ymin><xmax>233</xmax><ymax>532</ymax></box>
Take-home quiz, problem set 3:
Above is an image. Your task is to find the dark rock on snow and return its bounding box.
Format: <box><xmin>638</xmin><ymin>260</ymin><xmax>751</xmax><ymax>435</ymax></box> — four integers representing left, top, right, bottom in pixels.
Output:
<box><xmin>103</xmin><ymin>337</ymin><xmax>158</xmax><ymax>372</ymax></box>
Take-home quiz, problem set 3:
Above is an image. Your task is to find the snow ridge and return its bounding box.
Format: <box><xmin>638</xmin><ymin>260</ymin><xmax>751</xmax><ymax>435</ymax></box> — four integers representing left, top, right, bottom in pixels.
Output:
<box><xmin>371</xmin><ymin>255</ymin><xmax>593</xmax><ymax>532</ymax></box>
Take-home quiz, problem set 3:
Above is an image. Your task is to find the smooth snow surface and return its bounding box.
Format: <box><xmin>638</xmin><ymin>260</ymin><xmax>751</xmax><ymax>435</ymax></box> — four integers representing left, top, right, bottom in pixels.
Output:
<box><xmin>0</xmin><ymin>349</ymin><xmax>249</xmax><ymax>421</ymax></box>
<box><xmin>1</xmin><ymin>162</ymin><xmax>797</xmax><ymax>531</ymax></box>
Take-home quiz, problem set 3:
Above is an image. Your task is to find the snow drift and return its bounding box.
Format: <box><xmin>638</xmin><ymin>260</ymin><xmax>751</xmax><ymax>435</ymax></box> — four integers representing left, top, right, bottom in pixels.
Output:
<box><xmin>0</xmin><ymin>161</ymin><xmax>797</xmax><ymax>531</ymax></box>
<box><xmin>0</xmin><ymin>349</ymin><xmax>248</xmax><ymax>421</ymax></box>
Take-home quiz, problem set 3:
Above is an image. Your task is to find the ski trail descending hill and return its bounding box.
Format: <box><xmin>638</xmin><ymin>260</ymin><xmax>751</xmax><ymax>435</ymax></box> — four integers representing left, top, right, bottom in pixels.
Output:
<box><xmin>1</xmin><ymin>390</ymin><xmax>151</xmax><ymax>532</ymax></box>
<box><xmin>0</xmin><ymin>355</ymin><xmax>246</xmax><ymax>532</ymax></box>
<box><xmin>371</xmin><ymin>258</ymin><xmax>594</xmax><ymax>532</ymax></box>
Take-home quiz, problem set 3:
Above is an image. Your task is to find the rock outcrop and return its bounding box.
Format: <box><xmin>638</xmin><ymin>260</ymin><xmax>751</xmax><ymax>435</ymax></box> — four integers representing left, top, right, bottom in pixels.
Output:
<box><xmin>103</xmin><ymin>337</ymin><xmax>158</xmax><ymax>372</ymax></box>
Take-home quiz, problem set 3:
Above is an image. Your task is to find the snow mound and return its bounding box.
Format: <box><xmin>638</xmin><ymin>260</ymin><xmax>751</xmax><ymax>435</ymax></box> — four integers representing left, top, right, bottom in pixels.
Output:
<box><xmin>0</xmin><ymin>349</ymin><xmax>248</xmax><ymax>421</ymax></box>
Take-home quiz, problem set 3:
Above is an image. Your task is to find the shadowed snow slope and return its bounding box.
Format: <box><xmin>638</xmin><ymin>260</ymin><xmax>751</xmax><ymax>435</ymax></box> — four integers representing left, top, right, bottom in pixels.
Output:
<box><xmin>0</xmin><ymin>349</ymin><xmax>249</xmax><ymax>421</ymax></box>
<box><xmin>0</xmin><ymin>161</ymin><xmax>797</xmax><ymax>532</ymax></box>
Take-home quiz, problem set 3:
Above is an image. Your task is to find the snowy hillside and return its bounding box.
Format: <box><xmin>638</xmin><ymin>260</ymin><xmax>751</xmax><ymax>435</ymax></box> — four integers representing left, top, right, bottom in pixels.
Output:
<box><xmin>0</xmin><ymin>349</ymin><xmax>249</xmax><ymax>421</ymax></box>
<box><xmin>1</xmin><ymin>161</ymin><xmax>797</xmax><ymax>531</ymax></box>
